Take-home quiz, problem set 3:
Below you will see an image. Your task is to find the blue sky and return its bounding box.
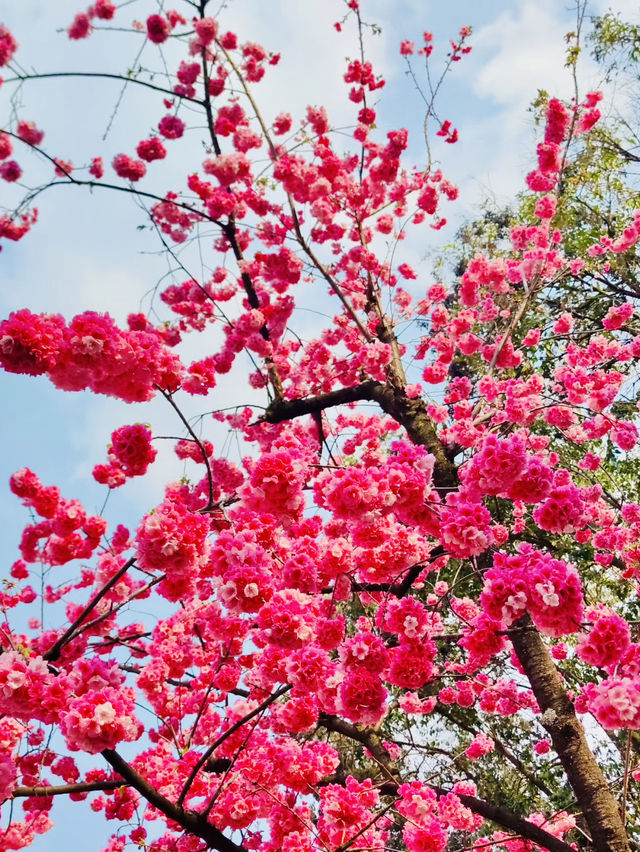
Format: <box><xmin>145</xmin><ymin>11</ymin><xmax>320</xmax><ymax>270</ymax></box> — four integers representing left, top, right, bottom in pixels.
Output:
<box><xmin>0</xmin><ymin>0</ymin><xmax>637</xmax><ymax>847</ymax></box>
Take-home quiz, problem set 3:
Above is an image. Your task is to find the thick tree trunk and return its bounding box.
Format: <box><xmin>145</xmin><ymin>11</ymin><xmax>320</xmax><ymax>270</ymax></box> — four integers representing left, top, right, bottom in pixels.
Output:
<box><xmin>511</xmin><ymin>615</ymin><xmax>630</xmax><ymax>852</ymax></box>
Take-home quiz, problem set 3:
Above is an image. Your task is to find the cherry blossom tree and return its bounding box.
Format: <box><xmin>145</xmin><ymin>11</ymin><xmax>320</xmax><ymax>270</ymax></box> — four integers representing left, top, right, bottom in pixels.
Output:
<box><xmin>0</xmin><ymin>2</ymin><xmax>639</xmax><ymax>851</ymax></box>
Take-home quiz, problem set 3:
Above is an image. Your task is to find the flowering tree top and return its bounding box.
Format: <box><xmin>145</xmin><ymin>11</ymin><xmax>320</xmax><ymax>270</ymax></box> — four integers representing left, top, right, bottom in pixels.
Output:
<box><xmin>0</xmin><ymin>2</ymin><xmax>639</xmax><ymax>851</ymax></box>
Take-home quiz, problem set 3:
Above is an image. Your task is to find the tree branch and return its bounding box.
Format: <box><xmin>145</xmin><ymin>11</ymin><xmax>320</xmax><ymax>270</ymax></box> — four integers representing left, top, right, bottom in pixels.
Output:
<box><xmin>263</xmin><ymin>382</ymin><xmax>457</xmax><ymax>488</ymax></box>
<box><xmin>156</xmin><ymin>387</ymin><xmax>216</xmax><ymax>512</ymax></box>
<box><xmin>13</xmin><ymin>780</ymin><xmax>126</xmax><ymax>797</ymax></box>
<box><xmin>510</xmin><ymin>614</ymin><xmax>630</xmax><ymax>852</ymax></box>
<box><xmin>101</xmin><ymin>749</ymin><xmax>243</xmax><ymax>852</ymax></box>
<box><xmin>3</xmin><ymin>71</ymin><xmax>202</xmax><ymax>105</ymax></box>
<box><xmin>177</xmin><ymin>684</ymin><xmax>291</xmax><ymax>807</ymax></box>
<box><xmin>317</xmin><ymin>713</ymin><xmax>576</xmax><ymax>852</ymax></box>
<box><xmin>431</xmin><ymin>786</ymin><xmax>578</xmax><ymax>852</ymax></box>
<box><xmin>435</xmin><ymin>704</ymin><xmax>555</xmax><ymax>799</ymax></box>
<box><xmin>263</xmin><ymin>381</ymin><xmax>382</xmax><ymax>422</ymax></box>
<box><xmin>44</xmin><ymin>557</ymin><xmax>135</xmax><ymax>663</ymax></box>
<box><xmin>349</xmin><ymin>547</ymin><xmax>446</xmax><ymax>596</ymax></box>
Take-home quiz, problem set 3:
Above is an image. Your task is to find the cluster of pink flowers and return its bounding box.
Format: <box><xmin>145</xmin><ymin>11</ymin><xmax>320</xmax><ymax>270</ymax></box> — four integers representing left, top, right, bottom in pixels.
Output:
<box><xmin>0</xmin><ymin>138</ymin><xmax>18</xmax><ymax>170</ymax></box>
<box><xmin>461</xmin><ymin>434</ymin><xmax>553</xmax><ymax>505</ymax></box>
<box><xmin>439</xmin><ymin>494</ymin><xmax>494</xmax><ymax>558</ymax></box>
<box><xmin>0</xmin><ymin>310</ymin><xmax>183</xmax><ymax>402</ymax></box>
<box><xmin>6</xmin><ymin>5</ymin><xmax>640</xmax><ymax>851</ymax></box>
<box><xmin>145</xmin><ymin>14</ymin><xmax>171</xmax><ymax>44</ymax></box>
<box><xmin>160</xmin><ymin>274</ymin><xmax>222</xmax><ymax>330</ymax></box>
<box><xmin>481</xmin><ymin>544</ymin><xmax>583</xmax><ymax>636</ymax></box>
<box><xmin>208</xmin><ymin>527</ymin><xmax>277</xmax><ymax>614</ymax></box>
<box><xmin>0</xmin><ymin>651</ymin><xmax>56</xmax><ymax>723</ymax></box>
<box><xmin>10</xmin><ymin>468</ymin><xmax>106</xmax><ymax>566</ymax></box>
<box><xmin>438</xmin><ymin>792</ymin><xmax>481</xmax><ymax>832</ymax></box>
<box><xmin>16</xmin><ymin>120</ymin><xmax>44</xmax><ymax>147</ymax></box>
<box><xmin>158</xmin><ymin>114</ymin><xmax>185</xmax><ymax>140</ymax></box>
<box><xmin>112</xmin><ymin>153</ymin><xmax>146</xmax><ymax>182</ymax></box>
<box><xmin>174</xmin><ymin>438</ymin><xmax>213</xmax><ymax>464</ymax></box>
<box><xmin>314</xmin><ymin>466</ymin><xmax>396</xmax><ymax>522</ymax></box>
<box><xmin>240</xmin><ymin>448</ymin><xmax>308</xmax><ymax>520</ymax></box>
<box><xmin>136</xmin><ymin>136</ymin><xmax>167</xmax><ymax>162</ymax></box>
<box><xmin>151</xmin><ymin>193</ymin><xmax>203</xmax><ymax>244</ymax></box>
<box><xmin>0</xmin><ymin>25</ymin><xmax>18</xmax><ymax>66</ymax></box>
<box><xmin>60</xmin><ymin>686</ymin><xmax>141</xmax><ymax>753</ymax></box>
<box><xmin>135</xmin><ymin>498</ymin><xmax>211</xmax><ymax>600</ymax></box>
<box><xmin>338</xmin><ymin>668</ymin><xmax>388</xmax><ymax>726</ymax></box>
<box><xmin>67</xmin><ymin>1</ymin><xmax>115</xmax><ymax>39</ymax></box>
<box><xmin>0</xmin><ymin>650</ymin><xmax>142</xmax><ymax>759</ymax></box>
<box><xmin>576</xmin><ymin>607</ymin><xmax>631</xmax><ymax>670</ymax></box>
<box><xmin>93</xmin><ymin>424</ymin><xmax>157</xmax><ymax>488</ymax></box>
<box><xmin>532</xmin><ymin>469</ymin><xmax>586</xmax><ymax>534</ymax></box>
<box><xmin>56</xmin><ymin>659</ymin><xmax>141</xmax><ymax>753</ymax></box>
<box><xmin>459</xmin><ymin>256</ymin><xmax>508</xmax><ymax>307</ymax></box>
<box><xmin>375</xmin><ymin>596</ymin><xmax>438</xmax><ymax>641</ymax></box>
<box><xmin>318</xmin><ymin>777</ymin><xmax>381</xmax><ymax>849</ymax></box>
<box><xmin>0</xmin><ymin>159</ymin><xmax>22</xmax><ymax>182</ymax></box>
<box><xmin>397</xmin><ymin>781</ymin><xmax>482</xmax><ymax>851</ymax></box>
<box><xmin>463</xmin><ymin>433</ymin><xmax>528</xmax><ymax>496</ymax></box>
<box><xmin>465</xmin><ymin>732</ymin><xmax>495</xmax><ymax>760</ymax></box>
<box><xmin>314</xmin><ymin>443</ymin><xmax>435</xmax><ymax>526</ymax></box>
<box><xmin>584</xmin><ymin>678</ymin><xmax>640</xmax><ymax>729</ymax></box>
<box><xmin>577</xmin><ymin>90</ymin><xmax>603</xmax><ymax>134</ymax></box>
<box><xmin>256</xmin><ymin>589</ymin><xmax>319</xmax><ymax>649</ymax></box>
<box><xmin>387</xmin><ymin>639</ymin><xmax>438</xmax><ymax>689</ymax></box>
<box><xmin>526</xmin><ymin>98</ymin><xmax>570</xmax><ymax>193</ymax></box>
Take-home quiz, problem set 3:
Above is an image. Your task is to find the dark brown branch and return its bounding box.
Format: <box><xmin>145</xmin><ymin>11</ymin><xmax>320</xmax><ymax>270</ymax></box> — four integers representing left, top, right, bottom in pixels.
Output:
<box><xmin>431</xmin><ymin>786</ymin><xmax>577</xmax><ymax>852</ymax></box>
<box><xmin>317</xmin><ymin>713</ymin><xmax>576</xmax><ymax>852</ymax></box>
<box><xmin>44</xmin><ymin>557</ymin><xmax>135</xmax><ymax>663</ymax></box>
<box><xmin>177</xmin><ymin>684</ymin><xmax>291</xmax><ymax>807</ymax></box>
<box><xmin>156</xmin><ymin>387</ymin><xmax>215</xmax><ymax>511</ymax></box>
<box><xmin>13</xmin><ymin>780</ymin><xmax>126</xmax><ymax>797</ymax></box>
<box><xmin>360</xmin><ymin>381</ymin><xmax>459</xmax><ymax>486</ymax></box>
<box><xmin>510</xmin><ymin>614</ymin><xmax>630</xmax><ymax>852</ymax></box>
<box><xmin>350</xmin><ymin>547</ymin><xmax>446</xmax><ymax>596</ymax></box>
<box><xmin>318</xmin><ymin>713</ymin><xmax>395</xmax><ymax>766</ymax></box>
<box><xmin>264</xmin><ymin>381</ymin><xmax>382</xmax><ymax>421</ymax></box>
<box><xmin>435</xmin><ymin>704</ymin><xmax>554</xmax><ymax>798</ymax></box>
<box><xmin>4</xmin><ymin>71</ymin><xmax>202</xmax><ymax>104</ymax></box>
<box><xmin>66</xmin><ymin>576</ymin><xmax>161</xmax><ymax>639</ymax></box>
<box><xmin>602</xmin><ymin>138</ymin><xmax>640</xmax><ymax>163</ymax></box>
<box><xmin>264</xmin><ymin>382</ymin><xmax>457</xmax><ymax>488</ymax></box>
<box><xmin>101</xmin><ymin>749</ymin><xmax>243</xmax><ymax>852</ymax></box>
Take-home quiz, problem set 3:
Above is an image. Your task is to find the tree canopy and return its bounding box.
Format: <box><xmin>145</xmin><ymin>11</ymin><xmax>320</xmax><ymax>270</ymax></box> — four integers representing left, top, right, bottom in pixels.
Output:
<box><xmin>1</xmin><ymin>3</ymin><xmax>640</xmax><ymax>852</ymax></box>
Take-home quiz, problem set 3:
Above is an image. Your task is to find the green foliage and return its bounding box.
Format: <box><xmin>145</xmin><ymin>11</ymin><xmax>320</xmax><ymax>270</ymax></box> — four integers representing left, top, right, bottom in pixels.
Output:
<box><xmin>590</xmin><ymin>12</ymin><xmax>640</xmax><ymax>75</ymax></box>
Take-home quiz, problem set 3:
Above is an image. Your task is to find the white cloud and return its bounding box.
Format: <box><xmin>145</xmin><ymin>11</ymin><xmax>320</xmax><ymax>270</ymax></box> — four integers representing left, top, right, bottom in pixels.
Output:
<box><xmin>592</xmin><ymin>0</ymin><xmax>640</xmax><ymax>16</ymax></box>
<box><xmin>471</xmin><ymin>3</ymin><xmax>572</xmax><ymax>106</ymax></box>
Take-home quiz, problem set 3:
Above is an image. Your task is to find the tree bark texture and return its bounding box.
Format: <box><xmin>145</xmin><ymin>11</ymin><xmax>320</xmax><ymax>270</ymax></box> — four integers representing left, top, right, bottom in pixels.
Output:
<box><xmin>511</xmin><ymin>615</ymin><xmax>630</xmax><ymax>852</ymax></box>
